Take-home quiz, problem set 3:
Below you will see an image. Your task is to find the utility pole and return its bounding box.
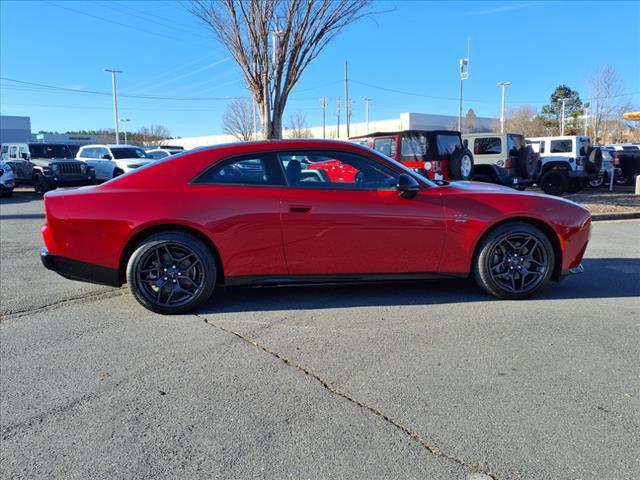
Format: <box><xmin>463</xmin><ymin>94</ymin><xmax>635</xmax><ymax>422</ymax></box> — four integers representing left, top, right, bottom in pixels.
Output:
<box><xmin>497</xmin><ymin>81</ymin><xmax>511</xmax><ymax>133</ymax></box>
<box><xmin>363</xmin><ymin>98</ymin><xmax>372</xmax><ymax>133</ymax></box>
<box><xmin>344</xmin><ymin>61</ymin><xmax>350</xmax><ymax>138</ymax></box>
<box><xmin>336</xmin><ymin>98</ymin><xmax>342</xmax><ymax>138</ymax></box>
<box><xmin>559</xmin><ymin>98</ymin><xmax>567</xmax><ymax>136</ymax></box>
<box><xmin>319</xmin><ymin>97</ymin><xmax>328</xmax><ymax>139</ymax></box>
<box><xmin>104</xmin><ymin>69</ymin><xmax>123</xmax><ymax>144</ymax></box>
<box><xmin>120</xmin><ymin>118</ymin><xmax>130</xmax><ymax>144</ymax></box>
<box><xmin>457</xmin><ymin>58</ymin><xmax>469</xmax><ymax>132</ymax></box>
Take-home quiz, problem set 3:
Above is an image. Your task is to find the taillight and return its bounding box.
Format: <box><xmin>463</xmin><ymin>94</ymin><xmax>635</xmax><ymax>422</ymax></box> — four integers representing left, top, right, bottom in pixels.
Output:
<box><xmin>614</xmin><ymin>153</ymin><xmax>622</xmax><ymax>166</ymax></box>
<box><xmin>505</xmin><ymin>157</ymin><xmax>514</xmax><ymax>169</ymax></box>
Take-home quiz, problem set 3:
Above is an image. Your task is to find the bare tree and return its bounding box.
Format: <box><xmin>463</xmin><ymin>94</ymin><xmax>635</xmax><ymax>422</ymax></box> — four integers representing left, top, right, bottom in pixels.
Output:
<box><xmin>138</xmin><ymin>125</ymin><xmax>172</xmax><ymax>146</ymax></box>
<box><xmin>188</xmin><ymin>0</ymin><xmax>372</xmax><ymax>139</ymax></box>
<box><xmin>588</xmin><ymin>64</ymin><xmax>631</xmax><ymax>143</ymax></box>
<box><xmin>284</xmin><ymin>110</ymin><xmax>313</xmax><ymax>138</ymax></box>
<box><xmin>505</xmin><ymin>105</ymin><xmax>547</xmax><ymax>137</ymax></box>
<box><xmin>464</xmin><ymin>108</ymin><xmax>477</xmax><ymax>133</ymax></box>
<box><xmin>223</xmin><ymin>98</ymin><xmax>255</xmax><ymax>141</ymax></box>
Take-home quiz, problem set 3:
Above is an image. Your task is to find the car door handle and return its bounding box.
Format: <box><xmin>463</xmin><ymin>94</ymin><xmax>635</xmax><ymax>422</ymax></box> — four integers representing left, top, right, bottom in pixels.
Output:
<box><xmin>289</xmin><ymin>206</ymin><xmax>312</xmax><ymax>213</ymax></box>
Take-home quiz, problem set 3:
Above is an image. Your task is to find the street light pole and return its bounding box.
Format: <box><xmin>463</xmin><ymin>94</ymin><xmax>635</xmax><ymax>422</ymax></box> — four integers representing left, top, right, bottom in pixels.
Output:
<box><xmin>104</xmin><ymin>69</ymin><xmax>123</xmax><ymax>144</ymax></box>
<box><xmin>120</xmin><ymin>118</ymin><xmax>130</xmax><ymax>144</ymax></box>
<box><xmin>560</xmin><ymin>98</ymin><xmax>567</xmax><ymax>136</ymax></box>
<box><xmin>363</xmin><ymin>97</ymin><xmax>372</xmax><ymax>133</ymax></box>
<box><xmin>458</xmin><ymin>58</ymin><xmax>469</xmax><ymax>132</ymax></box>
<box><xmin>584</xmin><ymin>106</ymin><xmax>589</xmax><ymax>136</ymax></box>
<box><xmin>319</xmin><ymin>97</ymin><xmax>328</xmax><ymax>139</ymax></box>
<box><xmin>498</xmin><ymin>81</ymin><xmax>512</xmax><ymax>133</ymax></box>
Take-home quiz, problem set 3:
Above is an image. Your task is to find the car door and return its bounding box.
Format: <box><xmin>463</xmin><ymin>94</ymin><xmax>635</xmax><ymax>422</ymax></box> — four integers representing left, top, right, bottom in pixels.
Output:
<box><xmin>7</xmin><ymin>145</ymin><xmax>30</xmax><ymax>181</ymax></box>
<box><xmin>277</xmin><ymin>150</ymin><xmax>446</xmax><ymax>276</ymax></box>
<box><xmin>189</xmin><ymin>152</ymin><xmax>288</xmax><ymax>279</ymax></box>
<box><xmin>80</xmin><ymin>147</ymin><xmax>112</xmax><ymax>180</ymax></box>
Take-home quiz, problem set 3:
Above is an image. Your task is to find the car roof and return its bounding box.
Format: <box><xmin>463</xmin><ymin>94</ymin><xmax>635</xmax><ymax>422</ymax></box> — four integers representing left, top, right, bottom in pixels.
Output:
<box><xmin>350</xmin><ymin>130</ymin><xmax>460</xmax><ymax>139</ymax></box>
<box><xmin>80</xmin><ymin>144</ymin><xmax>142</xmax><ymax>148</ymax></box>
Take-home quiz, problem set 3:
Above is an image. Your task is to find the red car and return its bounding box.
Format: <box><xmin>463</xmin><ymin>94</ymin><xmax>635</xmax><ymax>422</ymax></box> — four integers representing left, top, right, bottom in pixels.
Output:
<box><xmin>40</xmin><ymin>140</ymin><xmax>591</xmax><ymax>314</ymax></box>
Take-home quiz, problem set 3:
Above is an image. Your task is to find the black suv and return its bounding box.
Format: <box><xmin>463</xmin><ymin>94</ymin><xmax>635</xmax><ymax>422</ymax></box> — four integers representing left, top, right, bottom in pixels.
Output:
<box><xmin>0</xmin><ymin>143</ymin><xmax>95</xmax><ymax>195</ymax></box>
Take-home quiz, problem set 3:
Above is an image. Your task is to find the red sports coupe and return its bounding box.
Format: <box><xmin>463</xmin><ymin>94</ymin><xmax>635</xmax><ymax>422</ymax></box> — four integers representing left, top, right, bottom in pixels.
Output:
<box><xmin>40</xmin><ymin>140</ymin><xmax>591</xmax><ymax>314</ymax></box>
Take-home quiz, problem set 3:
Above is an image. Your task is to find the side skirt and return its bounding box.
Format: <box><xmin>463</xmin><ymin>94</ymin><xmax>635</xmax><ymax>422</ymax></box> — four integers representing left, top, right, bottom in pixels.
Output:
<box><xmin>224</xmin><ymin>272</ymin><xmax>467</xmax><ymax>287</ymax></box>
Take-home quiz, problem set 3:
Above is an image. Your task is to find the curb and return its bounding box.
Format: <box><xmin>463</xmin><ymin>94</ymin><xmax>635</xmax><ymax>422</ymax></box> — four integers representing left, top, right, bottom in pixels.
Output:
<box><xmin>591</xmin><ymin>212</ymin><xmax>640</xmax><ymax>222</ymax></box>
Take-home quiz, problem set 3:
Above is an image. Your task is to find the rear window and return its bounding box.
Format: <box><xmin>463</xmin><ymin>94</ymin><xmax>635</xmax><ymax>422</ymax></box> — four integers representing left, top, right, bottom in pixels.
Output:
<box><xmin>436</xmin><ymin>134</ymin><xmax>462</xmax><ymax>157</ymax></box>
<box><xmin>507</xmin><ymin>134</ymin><xmax>524</xmax><ymax>156</ymax></box>
<box><xmin>373</xmin><ymin>138</ymin><xmax>397</xmax><ymax>157</ymax></box>
<box><xmin>400</xmin><ymin>133</ymin><xmax>429</xmax><ymax>159</ymax></box>
<box><xmin>550</xmin><ymin>140</ymin><xmax>572</xmax><ymax>153</ymax></box>
<box><xmin>622</xmin><ymin>146</ymin><xmax>639</xmax><ymax>151</ymax></box>
<box><xmin>473</xmin><ymin>137</ymin><xmax>502</xmax><ymax>155</ymax></box>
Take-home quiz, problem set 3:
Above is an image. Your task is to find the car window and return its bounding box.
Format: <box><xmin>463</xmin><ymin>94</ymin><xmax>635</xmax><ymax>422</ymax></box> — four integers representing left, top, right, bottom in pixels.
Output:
<box><xmin>474</xmin><ymin>137</ymin><xmax>502</xmax><ymax>155</ymax></box>
<box><xmin>0</xmin><ymin>145</ymin><xmax>8</xmax><ymax>160</ymax></box>
<box><xmin>507</xmin><ymin>134</ymin><xmax>524</xmax><ymax>156</ymax></box>
<box><xmin>278</xmin><ymin>150</ymin><xmax>399</xmax><ymax>191</ymax></box>
<box><xmin>622</xmin><ymin>146</ymin><xmax>639</xmax><ymax>151</ymax></box>
<box><xmin>19</xmin><ymin>146</ymin><xmax>29</xmax><ymax>159</ymax></box>
<box><xmin>79</xmin><ymin>147</ymin><xmax>94</xmax><ymax>158</ymax></box>
<box><xmin>400</xmin><ymin>133</ymin><xmax>429</xmax><ymax>160</ymax></box>
<box><xmin>578</xmin><ymin>138</ymin><xmax>590</xmax><ymax>156</ymax></box>
<box><xmin>97</xmin><ymin>148</ymin><xmax>110</xmax><ymax>159</ymax></box>
<box><xmin>10</xmin><ymin>146</ymin><xmax>17</xmax><ymax>159</ymax></box>
<box><xmin>373</xmin><ymin>138</ymin><xmax>397</xmax><ymax>157</ymax></box>
<box><xmin>110</xmin><ymin>147</ymin><xmax>149</xmax><ymax>159</ymax></box>
<box><xmin>550</xmin><ymin>140</ymin><xmax>572</xmax><ymax>153</ymax></box>
<box><xmin>436</xmin><ymin>134</ymin><xmax>462</xmax><ymax>157</ymax></box>
<box><xmin>149</xmin><ymin>151</ymin><xmax>169</xmax><ymax>160</ymax></box>
<box><xmin>195</xmin><ymin>154</ymin><xmax>282</xmax><ymax>186</ymax></box>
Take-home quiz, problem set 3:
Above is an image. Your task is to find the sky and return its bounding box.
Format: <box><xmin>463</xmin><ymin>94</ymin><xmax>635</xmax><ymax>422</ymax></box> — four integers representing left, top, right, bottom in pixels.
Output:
<box><xmin>1</xmin><ymin>0</ymin><xmax>639</xmax><ymax>138</ymax></box>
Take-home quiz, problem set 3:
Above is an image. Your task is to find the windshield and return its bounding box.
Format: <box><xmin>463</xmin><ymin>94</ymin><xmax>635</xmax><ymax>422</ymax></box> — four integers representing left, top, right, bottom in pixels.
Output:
<box><xmin>28</xmin><ymin>144</ymin><xmax>73</xmax><ymax>158</ymax></box>
<box><xmin>111</xmin><ymin>147</ymin><xmax>149</xmax><ymax>159</ymax></box>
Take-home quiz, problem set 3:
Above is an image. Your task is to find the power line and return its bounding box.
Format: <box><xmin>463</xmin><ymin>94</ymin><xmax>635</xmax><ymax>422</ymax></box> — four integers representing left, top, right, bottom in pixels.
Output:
<box><xmin>1</xmin><ymin>78</ymin><xmax>240</xmax><ymax>101</ymax></box>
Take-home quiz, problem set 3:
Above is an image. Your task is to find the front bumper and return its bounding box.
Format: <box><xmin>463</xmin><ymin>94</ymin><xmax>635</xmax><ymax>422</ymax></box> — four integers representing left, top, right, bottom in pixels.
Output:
<box><xmin>43</xmin><ymin>174</ymin><xmax>95</xmax><ymax>187</ymax></box>
<box><xmin>40</xmin><ymin>248</ymin><xmax>121</xmax><ymax>287</ymax></box>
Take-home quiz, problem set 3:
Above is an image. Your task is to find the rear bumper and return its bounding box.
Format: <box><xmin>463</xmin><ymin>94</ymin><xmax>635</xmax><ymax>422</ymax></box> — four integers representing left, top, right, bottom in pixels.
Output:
<box><xmin>40</xmin><ymin>248</ymin><xmax>121</xmax><ymax>287</ymax></box>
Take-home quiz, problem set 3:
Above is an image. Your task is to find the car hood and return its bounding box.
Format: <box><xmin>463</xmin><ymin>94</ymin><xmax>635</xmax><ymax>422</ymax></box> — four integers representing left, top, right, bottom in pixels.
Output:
<box><xmin>444</xmin><ymin>180</ymin><xmax>587</xmax><ymax>209</ymax></box>
<box><xmin>32</xmin><ymin>157</ymin><xmax>81</xmax><ymax>163</ymax></box>
<box><xmin>113</xmin><ymin>158</ymin><xmax>153</xmax><ymax>165</ymax></box>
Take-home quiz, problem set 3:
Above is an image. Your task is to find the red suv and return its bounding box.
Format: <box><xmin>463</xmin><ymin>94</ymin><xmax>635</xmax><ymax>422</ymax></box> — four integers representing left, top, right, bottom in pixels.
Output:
<box><xmin>351</xmin><ymin>130</ymin><xmax>474</xmax><ymax>181</ymax></box>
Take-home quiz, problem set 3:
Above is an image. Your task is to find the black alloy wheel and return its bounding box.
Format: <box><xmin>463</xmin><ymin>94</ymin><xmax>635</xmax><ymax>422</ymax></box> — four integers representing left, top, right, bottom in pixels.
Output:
<box><xmin>127</xmin><ymin>232</ymin><xmax>217</xmax><ymax>314</ymax></box>
<box><xmin>474</xmin><ymin>223</ymin><xmax>554</xmax><ymax>300</ymax></box>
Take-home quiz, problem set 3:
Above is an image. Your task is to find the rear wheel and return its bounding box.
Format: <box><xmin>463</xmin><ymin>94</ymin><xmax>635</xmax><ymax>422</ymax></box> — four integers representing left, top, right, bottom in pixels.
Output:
<box><xmin>450</xmin><ymin>148</ymin><xmax>474</xmax><ymax>180</ymax></box>
<box><xmin>539</xmin><ymin>169</ymin><xmax>568</xmax><ymax>196</ymax></box>
<box><xmin>126</xmin><ymin>232</ymin><xmax>217</xmax><ymax>314</ymax></box>
<box><xmin>473</xmin><ymin>222</ymin><xmax>555</xmax><ymax>300</ymax></box>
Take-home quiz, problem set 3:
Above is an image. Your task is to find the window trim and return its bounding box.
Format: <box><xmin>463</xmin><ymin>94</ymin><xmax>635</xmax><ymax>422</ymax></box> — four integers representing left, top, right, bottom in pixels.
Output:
<box><xmin>191</xmin><ymin>152</ymin><xmax>286</xmax><ymax>187</ymax></box>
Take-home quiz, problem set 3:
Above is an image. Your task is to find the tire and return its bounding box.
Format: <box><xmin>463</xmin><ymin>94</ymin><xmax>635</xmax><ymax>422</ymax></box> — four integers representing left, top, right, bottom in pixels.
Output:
<box><xmin>126</xmin><ymin>232</ymin><xmax>217</xmax><ymax>314</ymax></box>
<box><xmin>588</xmin><ymin>175</ymin><xmax>605</xmax><ymax>188</ymax></box>
<box><xmin>585</xmin><ymin>147</ymin><xmax>603</xmax><ymax>175</ymax></box>
<box><xmin>473</xmin><ymin>222</ymin><xmax>555</xmax><ymax>300</ymax></box>
<box><xmin>539</xmin><ymin>169</ymin><xmax>568</xmax><ymax>196</ymax></box>
<box><xmin>34</xmin><ymin>174</ymin><xmax>49</xmax><ymax>196</ymax></box>
<box><xmin>516</xmin><ymin>146</ymin><xmax>538</xmax><ymax>178</ymax></box>
<box><xmin>471</xmin><ymin>174</ymin><xmax>493</xmax><ymax>183</ymax></box>
<box><xmin>449</xmin><ymin>148</ymin><xmax>474</xmax><ymax>180</ymax></box>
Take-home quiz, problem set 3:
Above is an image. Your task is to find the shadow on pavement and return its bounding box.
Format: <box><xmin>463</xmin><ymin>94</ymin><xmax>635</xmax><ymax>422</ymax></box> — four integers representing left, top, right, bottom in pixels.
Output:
<box><xmin>0</xmin><ymin>191</ymin><xmax>41</xmax><ymax>205</ymax></box>
<box><xmin>0</xmin><ymin>213</ymin><xmax>45</xmax><ymax>220</ymax></box>
<box><xmin>197</xmin><ymin>258</ymin><xmax>640</xmax><ymax>314</ymax></box>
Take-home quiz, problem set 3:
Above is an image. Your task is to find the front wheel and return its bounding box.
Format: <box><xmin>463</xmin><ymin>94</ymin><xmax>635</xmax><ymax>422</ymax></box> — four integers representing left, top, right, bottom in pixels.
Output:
<box><xmin>126</xmin><ymin>232</ymin><xmax>217</xmax><ymax>314</ymax></box>
<box><xmin>34</xmin><ymin>174</ymin><xmax>49</xmax><ymax>196</ymax></box>
<box><xmin>473</xmin><ymin>222</ymin><xmax>555</xmax><ymax>300</ymax></box>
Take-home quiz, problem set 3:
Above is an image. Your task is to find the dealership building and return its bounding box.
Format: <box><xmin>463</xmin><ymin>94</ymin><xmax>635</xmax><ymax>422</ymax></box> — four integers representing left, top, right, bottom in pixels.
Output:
<box><xmin>166</xmin><ymin>112</ymin><xmax>499</xmax><ymax>150</ymax></box>
<box><xmin>0</xmin><ymin>115</ymin><xmax>97</xmax><ymax>145</ymax></box>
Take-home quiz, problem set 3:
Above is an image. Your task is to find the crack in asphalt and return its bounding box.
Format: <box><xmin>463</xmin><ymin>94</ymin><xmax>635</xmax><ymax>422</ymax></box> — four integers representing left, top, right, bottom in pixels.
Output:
<box><xmin>1</xmin><ymin>288</ymin><xmax>128</xmax><ymax>320</ymax></box>
<box><xmin>197</xmin><ymin>313</ymin><xmax>499</xmax><ymax>480</ymax></box>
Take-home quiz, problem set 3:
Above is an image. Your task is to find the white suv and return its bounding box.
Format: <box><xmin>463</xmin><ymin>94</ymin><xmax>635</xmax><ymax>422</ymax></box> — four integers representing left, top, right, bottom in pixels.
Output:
<box><xmin>525</xmin><ymin>136</ymin><xmax>602</xmax><ymax>195</ymax></box>
<box><xmin>76</xmin><ymin>144</ymin><xmax>153</xmax><ymax>181</ymax></box>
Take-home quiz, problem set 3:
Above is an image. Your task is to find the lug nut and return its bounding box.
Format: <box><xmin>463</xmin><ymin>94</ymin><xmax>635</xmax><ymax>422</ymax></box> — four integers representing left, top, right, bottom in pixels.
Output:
<box><xmin>164</xmin><ymin>277</ymin><xmax>168</xmax><ymax>280</ymax></box>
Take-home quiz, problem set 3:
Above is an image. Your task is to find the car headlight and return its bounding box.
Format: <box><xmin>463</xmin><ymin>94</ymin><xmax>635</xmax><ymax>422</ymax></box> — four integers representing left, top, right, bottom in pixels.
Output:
<box><xmin>80</xmin><ymin>163</ymin><xmax>87</xmax><ymax>173</ymax></box>
<box><xmin>51</xmin><ymin>164</ymin><xmax>60</xmax><ymax>173</ymax></box>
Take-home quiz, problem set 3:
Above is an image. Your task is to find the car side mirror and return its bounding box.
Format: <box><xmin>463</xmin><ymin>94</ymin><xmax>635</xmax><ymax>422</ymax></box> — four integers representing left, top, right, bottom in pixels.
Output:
<box><xmin>396</xmin><ymin>173</ymin><xmax>420</xmax><ymax>199</ymax></box>
<box><xmin>101</xmin><ymin>154</ymin><xmax>112</xmax><ymax>160</ymax></box>
<box><xmin>21</xmin><ymin>153</ymin><xmax>29</xmax><ymax>160</ymax></box>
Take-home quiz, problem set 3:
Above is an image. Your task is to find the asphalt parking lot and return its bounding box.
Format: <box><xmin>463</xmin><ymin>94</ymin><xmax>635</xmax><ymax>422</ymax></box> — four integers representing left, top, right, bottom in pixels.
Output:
<box><xmin>1</xmin><ymin>189</ymin><xmax>639</xmax><ymax>480</ymax></box>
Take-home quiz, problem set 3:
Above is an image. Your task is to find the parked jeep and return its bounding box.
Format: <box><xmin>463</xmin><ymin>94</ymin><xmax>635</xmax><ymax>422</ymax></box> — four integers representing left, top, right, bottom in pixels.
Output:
<box><xmin>525</xmin><ymin>136</ymin><xmax>602</xmax><ymax>195</ymax></box>
<box><xmin>350</xmin><ymin>130</ymin><xmax>474</xmax><ymax>182</ymax></box>
<box><xmin>462</xmin><ymin>132</ymin><xmax>537</xmax><ymax>189</ymax></box>
<box><xmin>0</xmin><ymin>143</ymin><xmax>96</xmax><ymax>195</ymax></box>
<box><xmin>604</xmin><ymin>144</ymin><xmax>640</xmax><ymax>186</ymax></box>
